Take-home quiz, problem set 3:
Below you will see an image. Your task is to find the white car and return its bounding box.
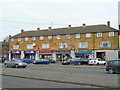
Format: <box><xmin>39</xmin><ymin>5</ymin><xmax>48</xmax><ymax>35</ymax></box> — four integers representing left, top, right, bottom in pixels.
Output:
<box><xmin>88</xmin><ymin>58</ymin><xmax>106</xmax><ymax>65</ymax></box>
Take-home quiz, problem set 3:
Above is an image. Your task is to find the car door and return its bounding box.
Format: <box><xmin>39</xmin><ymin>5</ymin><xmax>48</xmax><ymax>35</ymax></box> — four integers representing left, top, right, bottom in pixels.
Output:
<box><xmin>118</xmin><ymin>61</ymin><xmax>120</xmax><ymax>73</ymax></box>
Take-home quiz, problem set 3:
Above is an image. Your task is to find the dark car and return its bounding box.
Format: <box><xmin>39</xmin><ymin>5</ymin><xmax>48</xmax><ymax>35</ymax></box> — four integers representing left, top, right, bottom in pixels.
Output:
<box><xmin>33</xmin><ymin>58</ymin><xmax>50</xmax><ymax>64</ymax></box>
<box><xmin>20</xmin><ymin>59</ymin><xmax>36</xmax><ymax>64</ymax></box>
<box><xmin>80</xmin><ymin>58</ymin><xmax>90</xmax><ymax>65</ymax></box>
<box><xmin>62</xmin><ymin>58</ymin><xmax>81</xmax><ymax>65</ymax></box>
<box><xmin>106</xmin><ymin>59</ymin><xmax>120</xmax><ymax>74</ymax></box>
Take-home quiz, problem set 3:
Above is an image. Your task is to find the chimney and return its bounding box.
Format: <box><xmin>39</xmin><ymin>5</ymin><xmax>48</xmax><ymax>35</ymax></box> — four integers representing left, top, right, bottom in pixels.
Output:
<box><xmin>68</xmin><ymin>24</ymin><xmax>71</xmax><ymax>28</ymax></box>
<box><xmin>107</xmin><ymin>21</ymin><xmax>110</xmax><ymax>27</ymax></box>
<box><xmin>48</xmin><ymin>27</ymin><xmax>52</xmax><ymax>30</ymax></box>
<box><xmin>21</xmin><ymin>29</ymin><xmax>24</xmax><ymax>33</ymax></box>
<box><xmin>37</xmin><ymin>28</ymin><xmax>40</xmax><ymax>30</ymax></box>
<box><xmin>82</xmin><ymin>23</ymin><xmax>86</xmax><ymax>27</ymax></box>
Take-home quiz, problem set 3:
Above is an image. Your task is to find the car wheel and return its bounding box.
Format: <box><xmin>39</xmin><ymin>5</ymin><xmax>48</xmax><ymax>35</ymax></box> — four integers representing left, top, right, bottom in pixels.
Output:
<box><xmin>108</xmin><ymin>69</ymin><xmax>114</xmax><ymax>74</ymax></box>
<box><xmin>15</xmin><ymin>64</ymin><xmax>19</xmax><ymax>68</ymax></box>
<box><xmin>4</xmin><ymin>64</ymin><xmax>8</xmax><ymax>68</ymax></box>
<box><xmin>97</xmin><ymin>63</ymin><xmax>99</xmax><ymax>65</ymax></box>
<box><xmin>23</xmin><ymin>66</ymin><xmax>26</xmax><ymax>68</ymax></box>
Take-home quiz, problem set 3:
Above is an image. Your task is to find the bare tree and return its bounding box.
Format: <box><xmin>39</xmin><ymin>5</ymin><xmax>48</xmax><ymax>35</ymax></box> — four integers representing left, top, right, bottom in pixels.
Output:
<box><xmin>3</xmin><ymin>36</ymin><xmax>9</xmax><ymax>42</ymax></box>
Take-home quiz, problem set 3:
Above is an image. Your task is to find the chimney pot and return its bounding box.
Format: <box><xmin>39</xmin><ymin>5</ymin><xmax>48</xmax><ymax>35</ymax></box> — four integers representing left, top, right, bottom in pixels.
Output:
<box><xmin>83</xmin><ymin>23</ymin><xmax>86</xmax><ymax>26</ymax></box>
<box><xmin>107</xmin><ymin>21</ymin><xmax>110</xmax><ymax>27</ymax></box>
<box><xmin>48</xmin><ymin>27</ymin><xmax>52</xmax><ymax>30</ymax></box>
<box><xmin>21</xmin><ymin>29</ymin><xmax>24</xmax><ymax>33</ymax></box>
<box><xmin>37</xmin><ymin>28</ymin><xmax>40</xmax><ymax>30</ymax></box>
<box><xmin>68</xmin><ymin>24</ymin><xmax>71</xmax><ymax>28</ymax></box>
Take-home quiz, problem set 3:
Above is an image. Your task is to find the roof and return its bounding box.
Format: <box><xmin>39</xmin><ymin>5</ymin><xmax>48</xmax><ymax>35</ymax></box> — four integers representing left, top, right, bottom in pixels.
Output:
<box><xmin>12</xmin><ymin>24</ymin><xmax>118</xmax><ymax>38</ymax></box>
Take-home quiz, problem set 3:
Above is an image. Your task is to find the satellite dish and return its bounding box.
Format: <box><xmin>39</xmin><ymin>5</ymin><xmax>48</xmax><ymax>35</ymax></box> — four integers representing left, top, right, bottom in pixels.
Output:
<box><xmin>33</xmin><ymin>43</ymin><xmax>36</xmax><ymax>46</ymax></box>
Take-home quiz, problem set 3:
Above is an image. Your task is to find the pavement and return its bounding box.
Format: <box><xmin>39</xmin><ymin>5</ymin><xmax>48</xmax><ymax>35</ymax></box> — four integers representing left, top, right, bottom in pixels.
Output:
<box><xmin>1</xmin><ymin>62</ymin><xmax>120</xmax><ymax>89</ymax></box>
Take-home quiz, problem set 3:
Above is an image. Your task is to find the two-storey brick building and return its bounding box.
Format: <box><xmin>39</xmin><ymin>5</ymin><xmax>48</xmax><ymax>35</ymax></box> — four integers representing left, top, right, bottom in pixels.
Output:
<box><xmin>9</xmin><ymin>21</ymin><xmax>119</xmax><ymax>61</ymax></box>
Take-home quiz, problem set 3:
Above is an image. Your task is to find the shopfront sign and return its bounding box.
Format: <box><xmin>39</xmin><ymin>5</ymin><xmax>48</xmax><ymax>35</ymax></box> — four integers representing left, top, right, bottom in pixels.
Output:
<box><xmin>53</xmin><ymin>50</ymin><xmax>71</xmax><ymax>53</ymax></box>
<box><xmin>9</xmin><ymin>51</ymin><xmax>21</xmax><ymax>54</ymax></box>
<box><xmin>39</xmin><ymin>50</ymin><xmax>52</xmax><ymax>54</ymax></box>
<box><xmin>24</xmin><ymin>51</ymin><xmax>36</xmax><ymax>54</ymax></box>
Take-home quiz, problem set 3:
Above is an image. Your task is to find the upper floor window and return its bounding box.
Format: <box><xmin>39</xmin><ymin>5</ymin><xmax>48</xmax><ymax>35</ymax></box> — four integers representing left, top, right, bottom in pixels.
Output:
<box><xmin>75</xmin><ymin>34</ymin><xmax>80</xmax><ymax>38</ymax></box>
<box><xmin>56</xmin><ymin>35</ymin><xmax>61</xmax><ymax>39</ymax></box>
<box><xmin>97</xmin><ymin>33</ymin><xmax>102</xmax><ymax>37</ymax></box>
<box><xmin>42</xmin><ymin>44</ymin><xmax>49</xmax><ymax>49</ymax></box>
<box><xmin>78</xmin><ymin>42</ymin><xmax>88</xmax><ymax>48</ymax></box>
<box><xmin>13</xmin><ymin>45</ymin><xmax>19</xmax><ymax>49</ymax></box>
<box><xmin>108</xmin><ymin>32</ymin><xmax>114</xmax><ymax>37</ymax></box>
<box><xmin>59</xmin><ymin>43</ymin><xmax>68</xmax><ymax>48</ymax></box>
<box><xmin>18</xmin><ymin>37</ymin><xmax>21</xmax><ymax>41</ymax></box>
<box><xmin>48</xmin><ymin>35</ymin><xmax>52</xmax><ymax>40</ymax></box>
<box><xmin>11</xmin><ymin>38</ymin><xmax>14</xmax><ymax>42</ymax></box>
<box><xmin>25</xmin><ymin>37</ymin><xmax>28</xmax><ymax>41</ymax></box>
<box><xmin>27</xmin><ymin>44</ymin><xmax>33</xmax><ymax>49</ymax></box>
<box><xmin>40</xmin><ymin>36</ymin><xmax>44</xmax><ymax>40</ymax></box>
<box><xmin>66</xmin><ymin>34</ymin><xmax>70</xmax><ymax>39</ymax></box>
<box><xmin>86</xmin><ymin>33</ymin><xmax>91</xmax><ymax>38</ymax></box>
<box><xmin>32</xmin><ymin>37</ymin><xmax>36</xmax><ymax>41</ymax></box>
<box><xmin>100</xmin><ymin>41</ymin><xmax>111</xmax><ymax>48</ymax></box>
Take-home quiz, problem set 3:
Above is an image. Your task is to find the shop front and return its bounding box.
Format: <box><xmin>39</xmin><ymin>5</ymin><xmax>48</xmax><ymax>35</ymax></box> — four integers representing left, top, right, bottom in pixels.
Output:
<box><xmin>9</xmin><ymin>51</ymin><xmax>21</xmax><ymax>59</ymax></box>
<box><xmin>53</xmin><ymin>50</ymin><xmax>71</xmax><ymax>61</ymax></box>
<box><xmin>38</xmin><ymin>50</ymin><xmax>53</xmax><ymax>59</ymax></box>
<box><xmin>24</xmin><ymin>51</ymin><xmax>36</xmax><ymax>60</ymax></box>
<box><xmin>75</xmin><ymin>50</ymin><xmax>92</xmax><ymax>59</ymax></box>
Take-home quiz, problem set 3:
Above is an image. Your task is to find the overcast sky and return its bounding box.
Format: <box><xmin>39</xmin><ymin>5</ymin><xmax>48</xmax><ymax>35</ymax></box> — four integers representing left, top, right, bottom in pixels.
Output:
<box><xmin>0</xmin><ymin>0</ymin><xmax>119</xmax><ymax>41</ymax></box>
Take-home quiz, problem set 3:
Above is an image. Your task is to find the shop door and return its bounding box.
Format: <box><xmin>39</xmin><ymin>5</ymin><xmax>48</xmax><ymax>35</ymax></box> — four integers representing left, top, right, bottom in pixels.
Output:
<box><xmin>96</xmin><ymin>52</ymin><xmax>105</xmax><ymax>60</ymax></box>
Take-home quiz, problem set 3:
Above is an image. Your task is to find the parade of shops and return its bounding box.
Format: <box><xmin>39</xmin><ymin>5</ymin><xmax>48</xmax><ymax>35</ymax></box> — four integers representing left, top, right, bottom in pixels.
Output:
<box><xmin>8</xmin><ymin>21</ymin><xmax>119</xmax><ymax>61</ymax></box>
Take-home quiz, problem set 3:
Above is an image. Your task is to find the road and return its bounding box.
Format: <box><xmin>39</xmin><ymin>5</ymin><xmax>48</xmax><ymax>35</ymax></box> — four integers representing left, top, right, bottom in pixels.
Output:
<box><xmin>2</xmin><ymin>75</ymin><xmax>98</xmax><ymax>88</ymax></box>
<box><xmin>2</xmin><ymin>63</ymin><xmax>119</xmax><ymax>88</ymax></box>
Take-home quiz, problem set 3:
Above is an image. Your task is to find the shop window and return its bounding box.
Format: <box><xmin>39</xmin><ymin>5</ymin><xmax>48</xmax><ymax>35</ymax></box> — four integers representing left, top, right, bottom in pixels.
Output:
<box><xmin>27</xmin><ymin>44</ymin><xmax>33</xmax><ymax>49</ymax></box>
<box><xmin>100</xmin><ymin>41</ymin><xmax>111</xmax><ymax>48</ymax></box>
<box><xmin>78</xmin><ymin>42</ymin><xmax>88</xmax><ymax>48</ymax></box>
<box><xmin>86</xmin><ymin>33</ymin><xmax>91</xmax><ymax>38</ymax></box>
<box><xmin>25</xmin><ymin>37</ymin><xmax>28</xmax><ymax>41</ymax></box>
<box><xmin>42</xmin><ymin>44</ymin><xmax>49</xmax><ymax>49</ymax></box>
<box><xmin>66</xmin><ymin>34</ymin><xmax>70</xmax><ymax>39</ymax></box>
<box><xmin>108</xmin><ymin>32</ymin><xmax>114</xmax><ymax>37</ymax></box>
<box><xmin>40</xmin><ymin>36</ymin><xmax>44</xmax><ymax>40</ymax></box>
<box><xmin>75</xmin><ymin>34</ymin><xmax>80</xmax><ymax>38</ymax></box>
<box><xmin>13</xmin><ymin>45</ymin><xmax>19</xmax><ymax>49</ymax></box>
<box><xmin>97</xmin><ymin>33</ymin><xmax>102</xmax><ymax>37</ymax></box>
<box><xmin>48</xmin><ymin>35</ymin><xmax>52</xmax><ymax>40</ymax></box>
<box><xmin>56</xmin><ymin>35</ymin><xmax>61</xmax><ymax>39</ymax></box>
<box><xmin>59</xmin><ymin>43</ymin><xmax>68</xmax><ymax>48</ymax></box>
<box><xmin>18</xmin><ymin>37</ymin><xmax>21</xmax><ymax>41</ymax></box>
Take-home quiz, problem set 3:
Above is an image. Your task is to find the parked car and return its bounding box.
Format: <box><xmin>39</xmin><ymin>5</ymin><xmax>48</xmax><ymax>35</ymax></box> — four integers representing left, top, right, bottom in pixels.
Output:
<box><xmin>49</xmin><ymin>59</ymin><xmax>56</xmax><ymax>63</ymax></box>
<box><xmin>20</xmin><ymin>59</ymin><xmax>36</xmax><ymax>63</ymax></box>
<box><xmin>80</xmin><ymin>58</ymin><xmax>90</xmax><ymax>65</ymax></box>
<box><xmin>4</xmin><ymin>59</ymin><xmax>27</xmax><ymax>68</ymax></box>
<box><xmin>106</xmin><ymin>59</ymin><xmax>120</xmax><ymax>74</ymax></box>
<box><xmin>88</xmin><ymin>58</ymin><xmax>106</xmax><ymax>65</ymax></box>
<box><xmin>62</xmin><ymin>58</ymin><xmax>81</xmax><ymax>65</ymax></box>
<box><xmin>32</xmin><ymin>58</ymin><xmax>50</xmax><ymax>64</ymax></box>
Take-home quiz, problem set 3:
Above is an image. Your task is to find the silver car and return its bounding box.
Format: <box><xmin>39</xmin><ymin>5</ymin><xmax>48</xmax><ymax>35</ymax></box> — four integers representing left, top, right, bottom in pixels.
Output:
<box><xmin>4</xmin><ymin>59</ymin><xmax>27</xmax><ymax>68</ymax></box>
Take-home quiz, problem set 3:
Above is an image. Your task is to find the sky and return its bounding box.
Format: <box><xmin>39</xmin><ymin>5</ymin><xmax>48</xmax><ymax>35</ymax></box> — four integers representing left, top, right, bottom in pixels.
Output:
<box><xmin>0</xmin><ymin>0</ymin><xmax>119</xmax><ymax>41</ymax></box>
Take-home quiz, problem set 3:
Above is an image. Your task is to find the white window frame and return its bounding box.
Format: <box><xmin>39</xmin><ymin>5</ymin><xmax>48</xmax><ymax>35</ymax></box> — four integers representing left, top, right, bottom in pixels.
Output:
<box><xmin>27</xmin><ymin>44</ymin><xmax>33</xmax><ymax>49</ymax></box>
<box><xmin>100</xmin><ymin>41</ymin><xmax>111</xmax><ymax>48</ymax></box>
<box><xmin>32</xmin><ymin>36</ymin><xmax>36</xmax><ymax>41</ymax></box>
<box><xmin>97</xmin><ymin>33</ymin><xmax>102</xmax><ymax>37</ymax></box>
<box><xmin>13</xmin><ymin>45</ymin><xmax>19</xmax><ymax>49</ymax></box>
<box><xmin>25</xmin><ymin>37</ymin><xmax>28</xmax><ymax>41</ymax></box>
<box><xmin>11</xmin><ymin>38</ymin><xmax>14</xmax><ymax>42</ymax></box>
<box><xmin>42</xmin><ymin>44</ymin><xmax>49</xmax><ymax>49</ymax></box>
<box><xmin>56</xmin><ymin>35</ymin><xmax>61</xmax><ymax>39</ymax></box>
<box><xmin>108</xmin><ymin>32</ymin><xmax>114</xmax><ymax>37</ymax></box>
<box><xmin>78</xmin><ymin>42</ymin><xmax>88</xmax><ymax>48</ymax></box>
<box><xmin>59</xmin><ymin>43</ymin><xmax>68</xmax><ymax>48</ymax></box>
<box><xmin>40</xmin><ymin>36</ymin><xmax>44</xmax><ymax>40</ymax></box>
<box><xmin>86</xmin><ymin>33</ymin><xmax>91</xmax><ymax>38</ymax></box>
<box><xmin>75</xmin><ymin>34</ymin><xmax>80</xmax><ymax>38</ymax></box>
<box><xmin>18</xmin><ymin>37</ymin><xmax>21</xmax><ymax>41</ymax></box>
<box><xmin>66</xmin><ymin>34</ymin><xmax>70</xmax><ymax>39</ymax></box>
<box><xmin>48</xmin><ymin>35</ymin><xmax>52</xmax><ymax>40</ymax></box>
